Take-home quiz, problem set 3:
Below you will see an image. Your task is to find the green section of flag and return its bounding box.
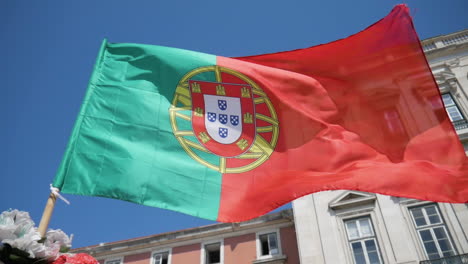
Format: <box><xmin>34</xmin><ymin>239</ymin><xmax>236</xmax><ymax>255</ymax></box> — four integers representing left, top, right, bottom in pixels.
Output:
<box><xmin>53</xmin><ymin>39</ymin><xmax>222</xmax><ymax>220</ymax></box>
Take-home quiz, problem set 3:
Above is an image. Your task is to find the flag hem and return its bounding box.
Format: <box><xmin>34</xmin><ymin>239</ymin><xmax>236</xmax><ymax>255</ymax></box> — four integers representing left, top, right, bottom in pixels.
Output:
<box><xmin>52</xmin><ymin>39</ymin><xmax>108</xmax><ymax>189</ymax></box>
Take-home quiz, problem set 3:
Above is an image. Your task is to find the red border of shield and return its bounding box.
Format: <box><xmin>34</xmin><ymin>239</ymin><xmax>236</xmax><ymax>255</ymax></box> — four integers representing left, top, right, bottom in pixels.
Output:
<box><xmin>190</xmin><ymin>80</ymin><xmax>256</xmax><ymax>157</ymax></box>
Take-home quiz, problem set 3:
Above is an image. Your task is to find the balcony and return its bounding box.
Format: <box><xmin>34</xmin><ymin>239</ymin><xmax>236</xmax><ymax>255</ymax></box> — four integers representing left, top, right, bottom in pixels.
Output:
<box><xmin>453</xmin><ymin>119</ymin><xmax>468</xmax><ymax>130</ymax></box>
<box><xmin>420</xmin><ymin>253</ymin><xmax>468</xmax><ymax>264</ymax></box>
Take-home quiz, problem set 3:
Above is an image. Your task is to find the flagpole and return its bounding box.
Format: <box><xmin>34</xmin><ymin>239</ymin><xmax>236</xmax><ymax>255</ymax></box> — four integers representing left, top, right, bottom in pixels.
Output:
<box><xmin>37</xmin><ymin>192</ymin><xmax>57</xmax><ymax>238</ymax></box>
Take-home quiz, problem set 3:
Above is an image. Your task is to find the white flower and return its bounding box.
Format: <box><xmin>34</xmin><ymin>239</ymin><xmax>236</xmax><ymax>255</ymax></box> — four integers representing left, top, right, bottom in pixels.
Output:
<box><xmin>42</xmin><ymin>229</ymin><xmax>72</xmax><ymax>257</ymax></box>
<box><xmin>0</xmin><ymin>210</ymin><xmax>17</xmax><ymax>240</ymax></box>
<box><xmin>0</xmin><ymin>209</ymin><xmax>73</xmax><ymax>259</ymax></box>
<box><xmin>3</xmin><ymin>231</ymin><xmax>45</xmax><ymax>259</ymax></box>
<box><xmin>0</xmin><ymin>210</ymin><xmax>36</xmax><ymax>241</ymax></box>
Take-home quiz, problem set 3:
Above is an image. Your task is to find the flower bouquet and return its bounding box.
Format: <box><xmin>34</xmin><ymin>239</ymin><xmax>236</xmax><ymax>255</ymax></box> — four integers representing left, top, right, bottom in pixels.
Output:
<box><xmin>0</xmin><ymin>210</ymin><xmax>97</xmax><ymax>264</ymax></box>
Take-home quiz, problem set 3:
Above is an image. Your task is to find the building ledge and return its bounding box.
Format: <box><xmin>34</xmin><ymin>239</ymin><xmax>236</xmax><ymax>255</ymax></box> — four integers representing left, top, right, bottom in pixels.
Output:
<box><xmin>72</xmin><ymin>209</ymin><xmax>294</xmax><ymax>259</ymax></box>
<box><xmin>252</xmin><ymin>255</ymin><xmax>287</xmax><ymax>264</ymax></box>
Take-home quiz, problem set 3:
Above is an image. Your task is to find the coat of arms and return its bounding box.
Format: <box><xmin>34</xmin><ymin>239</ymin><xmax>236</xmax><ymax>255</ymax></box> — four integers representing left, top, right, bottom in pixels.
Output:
<box><xmin>190</xmin><ymin>80</ymin><xmax>256</xmax><ymax>157</ymax></box>
<box><xmin>169</xmin><ymin>66</ymin><xmax>279</xmax><ymax>173</ymax></box>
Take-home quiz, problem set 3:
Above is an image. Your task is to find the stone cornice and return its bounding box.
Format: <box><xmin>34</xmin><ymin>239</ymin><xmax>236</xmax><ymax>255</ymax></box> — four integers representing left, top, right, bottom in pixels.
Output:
<box><xmin>422</xmin><ymin>29</ymin><xmax>468</xmax><ymax>54</ymax></box>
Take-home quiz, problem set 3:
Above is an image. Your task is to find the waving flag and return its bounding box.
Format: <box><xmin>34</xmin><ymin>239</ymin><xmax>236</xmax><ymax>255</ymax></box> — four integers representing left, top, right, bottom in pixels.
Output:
<box><xmin>53</xmin><ymin>5</ymin><xmax>468</xmax><ymax>222</ymax></box>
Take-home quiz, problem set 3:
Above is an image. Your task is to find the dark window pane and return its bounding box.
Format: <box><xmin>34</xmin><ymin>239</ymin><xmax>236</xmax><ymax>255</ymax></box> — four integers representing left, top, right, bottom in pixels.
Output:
<box><xmin>425</xmin><ymin>206</ymin><xmax>441</xmax><ymax>224</ymax></box>
<box><xmin>411</xmin><ymin>208</ymin><xmax>423</xmax><ymax>218</ymax></box>
<box><xmin>428</xmin><ymin>215</ymin><xmax>441</xmax><ymax>224</ymax></box>
<box><xmin>205</xmin><ymin>243</ymin><xmax>220</xmax><ymax>264</ymax></box>
<box><xmin>437</xmin><ymin>239</ymin><xmax>451</xmax><ymax>252</ymax></box>
<box><xmin>423</xmin><ymin>241</ymin><xmax>439</xmax><ymax>257</ymax></box>
<box><xmin>411</xmin><ymin>208</ymin><xmax>427</xmax><ymax>226</ymax></box>
<box><xmin>351</xmin><ymin>242</ymin><xmax>366</xmax><ymax>264</ymax></box>
<box><xmin>365</xmin><ymin>240</ymin><xmax>377</xmax><ymax>252</ymax></box>
<box><xmin>352</xmin><ymin>242</ymin><xmax>363</xmax><ymax>252</ymax></box>
<box><xmin>365</xmin><ymin>240</ymin><xmax>380</xmax><ymax>264</ymax></box>
<box><xmin>415</xmin><ymin>217</ymin><xmax>427</xmax><ymax>226</ymax></box>
<box><xmin>208</xmin><ymin>250</ymin><xmax>220</xmax><ymax>263</ymax></box>
<box><xmin>433</xmin><ymin>227</ymin><xmax>448</xmax><ymax>240</ymax></box>
<box><xmin>425</xmin><ymin>206</ymin><xmax>437</xmax><ymax>215</ymax></box>
<box><xmin>368</xmin><ymin>252</ymin><xmax>381</xmax><ymax>264</ymax></box>
<box><xmin>420</xmin><ymin>230</ymin><xmax>433</xmax><ymax>242</ymax></box>
<box><xmin>428</xmin><ymin>252</ymin><xmax>441</xmax><ymax>260</ymax></box>
<box><xmin>261</xmin><ymin>239</ymin><xmax>269</xmax><ymax>255</ymax></box>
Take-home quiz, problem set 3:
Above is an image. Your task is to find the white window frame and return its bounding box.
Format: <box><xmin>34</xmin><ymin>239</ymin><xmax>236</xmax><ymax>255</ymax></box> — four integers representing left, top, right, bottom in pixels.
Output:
<box><xmin>330</xmin><ymin>191</ymin><xmax>389</xmax><ymax>264</ymax></box>
<box><xmin>408</xmin><ymin>204</ymin><xmax>457</xmax><ymax>260</ymax></box>
<box><xmin>104</xmin><ymin>257</ymin><xmax>124</xmax><ymax>264</ymax></box>
<box><xmin>151</xmin><ymin>248</ymin><xmax>171</xmax><ymax>264</ymax></box>
<box><xmin>255</xmin><ymin>229</ymin><xmax>282</xmax><ymax>260</ymax></box>
<box><xmin>200</xmin><ymin>239</ymin><xmax>224</xmax><ymax>264</ymax></box>
<box><xmin>441</xmin><ymin>93</ymin><xmax>465</xmax><ymax>121</ymax></box>
<box><xmin>344</xmin><ymin>216</ymin><xmax>383</xmax><ymax>264</ymax></box>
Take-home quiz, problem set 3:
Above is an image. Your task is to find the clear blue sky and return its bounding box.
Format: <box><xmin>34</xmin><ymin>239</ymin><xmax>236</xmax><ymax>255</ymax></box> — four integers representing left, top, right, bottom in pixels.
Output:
<box><xmin>1</xmin><ymin>0</ymin><xmax>467</xmax><ymax>249</ymax></box>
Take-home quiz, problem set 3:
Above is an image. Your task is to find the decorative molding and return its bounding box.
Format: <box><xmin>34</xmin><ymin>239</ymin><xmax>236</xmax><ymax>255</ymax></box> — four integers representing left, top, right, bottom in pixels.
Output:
<box><xmin>398</xmin><ymin>197</ymin><xmax>429</xmax><ymax>207</ymax></box>
<box><xmin>432</xmin><ymin>66</ymin><xmax>459</xmax><ymax>94</ymax></box>
<box><xmin>446</xmin><ymin>58</ymin><xmax>461</xmax><ymax>68</ymax></box>
<box><xmin>422</xmin><ymin>29</ymin><xmax>468</xmax><ymax>54</ymax></box>
<box><xmin>329</xmin><ymin>191</ymin><xmax>376</xmax><ymax>211</ymax></box>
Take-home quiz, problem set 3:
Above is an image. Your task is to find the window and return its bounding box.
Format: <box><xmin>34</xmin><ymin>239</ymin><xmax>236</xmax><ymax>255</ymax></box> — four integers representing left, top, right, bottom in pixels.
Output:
<box><xmin>344</xmin><ymin>217</ymin><xmax>382</xmax><ymax>264</ymax></box>
<box><xmin>203</xmin><ymin>242</ymin><xmax>222</xmax><ymax>264</ymax></box>
<box><xmin>409</xmin><ymin>204</ymin><xmax>456</xmax><ymax>260</ymax></box>
<box><xmin>105</xmin><ymin>258</ymin><xmax>123</xmax><ymax>264</ymax></box>
<box><xmin>152</xmin><ymin>251</ymin><xmax>169</xmax><ymax>264</ymax></box>
<box><xmin>205</xmin><ymin>243</ymin><xmax>221</xmax><ymax>264</ymax></box>
<box><xmin>441</xmin><ymin>93</ymin><xmax>464</xmax><ymax>121</ymax></box>
<box><xmin>258</xmin><ymin>232</ymin><xmax>279</xmax><ymax>257</ymax></box>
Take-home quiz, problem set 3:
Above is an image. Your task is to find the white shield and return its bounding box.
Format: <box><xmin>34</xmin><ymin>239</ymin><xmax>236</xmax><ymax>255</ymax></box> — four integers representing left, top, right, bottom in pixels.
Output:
<box><xmin>204</xmin><ymin>94</ymin><xmax>242</xmax><ymax>144</ymax></box>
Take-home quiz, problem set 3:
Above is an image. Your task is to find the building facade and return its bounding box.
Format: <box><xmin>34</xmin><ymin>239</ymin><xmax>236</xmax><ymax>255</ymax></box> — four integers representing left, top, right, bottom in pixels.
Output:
<box><xmin>74</xmin><ymin>209</ymin><xmax>299</xmax><ymax>264</ymax></box>
<box><xmin>292</xmin><ymin>29</ymin><xmax>468</xmax><ymax>264</ymax></box>
<box><xmin>75</xmin><ymin>30</ymin><xmax>468</xmax><ymax>264</ymax></box>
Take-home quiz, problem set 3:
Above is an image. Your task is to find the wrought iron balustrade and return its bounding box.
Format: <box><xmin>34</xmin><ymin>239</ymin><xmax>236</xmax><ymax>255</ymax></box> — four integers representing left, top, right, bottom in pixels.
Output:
<box><xmin>453</xmin><ymin>119</ymin><xmax>468</xmax><ymax>130</ymax></box>
<box><xmin>420</xmin><ymin>253</ymin><xmax>468</xmax><ymax>264</ymax></box>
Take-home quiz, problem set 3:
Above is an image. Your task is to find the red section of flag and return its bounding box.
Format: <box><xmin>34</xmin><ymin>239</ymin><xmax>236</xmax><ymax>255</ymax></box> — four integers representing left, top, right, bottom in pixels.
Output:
<box><xmin>216</xmin><ymin>5</ymin><xmax>468</xmax><ymax>222</ymax></box>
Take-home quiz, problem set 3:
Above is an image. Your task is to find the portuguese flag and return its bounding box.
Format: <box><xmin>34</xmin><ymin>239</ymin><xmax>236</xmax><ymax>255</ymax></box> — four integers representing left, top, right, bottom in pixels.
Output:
<box><xmin>53</xmin><ymin>5</ymin><xmax>468</xmax><ymax>222</ymax></box>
